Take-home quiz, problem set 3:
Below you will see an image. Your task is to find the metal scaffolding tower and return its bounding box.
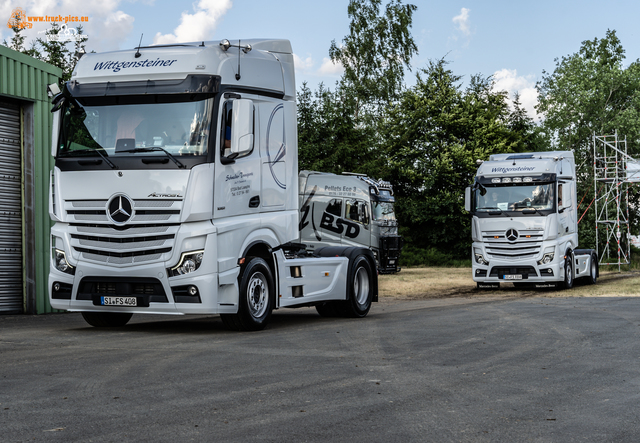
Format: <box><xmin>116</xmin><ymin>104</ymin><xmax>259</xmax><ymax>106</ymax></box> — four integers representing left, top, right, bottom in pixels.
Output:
<box><xmin>593</xmin><ymin>132</ymin><xmax>632</xmax><ymax>271</ymax></box>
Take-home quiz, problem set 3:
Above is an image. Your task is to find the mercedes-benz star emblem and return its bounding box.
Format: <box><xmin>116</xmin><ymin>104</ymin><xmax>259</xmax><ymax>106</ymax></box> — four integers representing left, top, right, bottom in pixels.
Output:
<box><xmin>107</xmin><ymin>194</ymin><xmax>134</xmax><ymax>224</ymax></box>
<box><xmin>506</xmin><ymin>228</ymin><xmax>519</xmax><ymax>242</ymax></box>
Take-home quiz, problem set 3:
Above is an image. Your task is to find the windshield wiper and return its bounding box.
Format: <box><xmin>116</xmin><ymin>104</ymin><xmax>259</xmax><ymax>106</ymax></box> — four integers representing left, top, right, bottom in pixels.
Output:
<box><xmin>119</xmin><ymin>147</ymin><xmax>185</xmax><ymax>169</ymax></box>
<box><xmin>59</xmin><ymin>148</ymin><xmax>117</xmax><ymax>169</ymax></box>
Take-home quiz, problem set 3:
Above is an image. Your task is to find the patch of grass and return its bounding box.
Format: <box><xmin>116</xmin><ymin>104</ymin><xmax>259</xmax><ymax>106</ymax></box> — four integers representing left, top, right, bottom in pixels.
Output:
<box><xmin>379</xmin><ymin>267</ymin><xmax>640</xmax><ymax>299</ymax></box>
<box><xmin>400</xmin><ymin>246</ymin><xmax>471</xmax><ymax>268</ymax></box>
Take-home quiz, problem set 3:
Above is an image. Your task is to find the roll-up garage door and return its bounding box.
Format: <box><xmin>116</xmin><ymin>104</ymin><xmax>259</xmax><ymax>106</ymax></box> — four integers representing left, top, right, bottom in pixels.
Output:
<box><xmin>0</xmin><ymin>101</ymin><xmax>23</xmax><ymax>313</ymax></box>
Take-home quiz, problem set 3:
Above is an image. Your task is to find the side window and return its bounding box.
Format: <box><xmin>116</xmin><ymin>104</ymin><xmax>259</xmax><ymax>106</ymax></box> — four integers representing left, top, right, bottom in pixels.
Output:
<box><xmin>326</xmin><ymin>199</ymin><xmax>342</xmax><ymax>217</ymax></box>
<box><xmin>220</xmin><ymin>99</ymin><xmax>255</xmax><ymax>162</ymax></box>
<box><xmin>558</xmin><ymin>184</ymin><xmax>563</xmax><ymax>207</ymax></box>
<box><xmin>220</xmin><ymin>101</ymin><xmax>232</xmax><ymax>158</ymax></box>
<box><xmin>345</xmin><ymin>199</ymin><xmax>370</xmax><ymax>225</ymax></box>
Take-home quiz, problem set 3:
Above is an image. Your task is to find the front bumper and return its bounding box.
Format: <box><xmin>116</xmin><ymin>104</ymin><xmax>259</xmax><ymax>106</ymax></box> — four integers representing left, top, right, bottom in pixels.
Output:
<box><xmin>48</xmin><ymin>222</ymin><xmax>240</xmax><ymax>315</ymax></box>
<box><xmin>472</xmin><ymin>250</ymin><xmax>564</xmax><ymax>284</ymax></box>
<box><xmin>49</xmin><ymin>259</ymin><xmax>239</xmax><ymax>315</ymax></box>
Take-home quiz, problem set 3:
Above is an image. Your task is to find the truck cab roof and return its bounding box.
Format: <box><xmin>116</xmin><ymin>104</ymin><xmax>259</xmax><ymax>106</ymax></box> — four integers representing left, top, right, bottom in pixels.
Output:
<box><xmin>478</xmin><ymin>151</ymin><xmax>575</xmax><ymax>180</ymax></box>
<box><xmin>71</xmin><ymin>39</ymin><xmax>295</xmax><ymax>99</ymax></box>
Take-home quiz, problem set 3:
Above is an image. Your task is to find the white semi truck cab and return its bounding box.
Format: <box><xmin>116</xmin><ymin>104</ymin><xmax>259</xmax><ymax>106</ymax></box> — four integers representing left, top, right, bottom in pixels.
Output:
<box><xmin>48</xmin><ymin>39</ymin><xmax>377</xmax><ymax>329</ymax></box>
<box><xmin>465</xmin><ymin>151</ymin><xmax>598</xmax><ymax>289</ymax></box>
<box><xmin>299</xmin><ymin>171</ymin><xmax>403</xmax><ymax>273</ymax></box>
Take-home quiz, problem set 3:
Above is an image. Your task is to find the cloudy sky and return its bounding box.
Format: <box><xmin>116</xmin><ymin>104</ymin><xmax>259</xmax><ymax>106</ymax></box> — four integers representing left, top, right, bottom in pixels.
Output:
<box><xmin>2</xmin><ymin>0</ymin><xmax>639</xmax><ymax>119</ymax></box>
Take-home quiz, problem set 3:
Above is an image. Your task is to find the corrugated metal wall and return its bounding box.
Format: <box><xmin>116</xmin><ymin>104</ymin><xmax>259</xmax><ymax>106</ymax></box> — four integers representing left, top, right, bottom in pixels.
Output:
<box><xmin>0</xmin><ymin>101</ymin><xmax>23</xmax><ymax>312</ymax></box>
<box><xmin>0</xmin><ymin>45</ymin><xmax>62</xmax><ymax>314</ymax></box>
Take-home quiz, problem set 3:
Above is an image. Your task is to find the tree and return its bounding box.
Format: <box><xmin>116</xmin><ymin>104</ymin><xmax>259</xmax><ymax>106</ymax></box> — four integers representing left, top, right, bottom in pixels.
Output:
<box><xmin>537</xmin><ymin>29</ymin><xmax>640</xmax><ymax>157</ymax></box>
<box><xmin>297</xmin><ymin>82</ymin><xmax>375</xmax><ymax>174</ymax></box>
<box><xmin>536</xmin><ymin>29</ymin><xmax>640</xmax><ymax>248</ymax></box>
<box><xmin>382</xmin><ymin>59</ymin><xmax>526</xmax><ymax>259</ymax></box>
<box><xmin>3</xmin><ymin>20</ymin><xmax>88</xmax><ymax>82</ymax></box>
<box><xmin>298</xmin><ymin>0</ymin><xmax>418</xmax><ymax>177</ymax></box>
<box><xmin>329</xmin><ymin>0</ymin><xmax>418</xmax><ymax>120</ymax></box>
<box><xmin>35</xmin><ymin>23</ymin><xmax>88</xmax><ymax>81</ymax></box>
<box><xmin>3</xmin><ymin>8</ymin><xmax>40</xmax><ymax>58</ymax></box>
<box><xmin>507</xmin><ymin>92</ymin><xmax>549</xmax><ymax>152</ymax></box>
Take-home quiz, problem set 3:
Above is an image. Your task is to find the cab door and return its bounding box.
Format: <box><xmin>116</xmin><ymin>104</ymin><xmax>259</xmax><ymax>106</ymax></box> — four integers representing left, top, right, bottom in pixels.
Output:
<box><xmin>557</xmin><ymin>181</ymin><xmax>576</xmax><ymax>237</ymax></box>
<box><xmin>214</xmin><ymin>98</ymin><xmax>261</xmax><ymax>219</ymax></box>
<box><xmin>342</xmin><ymin>198</ymin><xmax>371</xmax><ymax>248</ymax></box>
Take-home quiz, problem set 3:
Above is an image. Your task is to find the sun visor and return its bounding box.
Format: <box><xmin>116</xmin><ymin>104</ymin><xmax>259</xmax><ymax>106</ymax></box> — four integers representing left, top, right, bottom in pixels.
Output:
<box><xmin>66</xmin><ymin>75</ymin><xmax>221</xmax><ymax>98</ymax></box>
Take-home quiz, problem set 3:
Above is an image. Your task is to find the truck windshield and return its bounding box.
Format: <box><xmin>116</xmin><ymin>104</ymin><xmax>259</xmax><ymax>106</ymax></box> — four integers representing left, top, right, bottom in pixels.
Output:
<box><xmin>57</xmin><ymin>97</ymin><xmax>213</xmax><ymax>158</ymax></box>
<box><xmin>372</xmin><ymin>202</ymin><xmax>396</xmax><ymax>221</ymax></box>
<box><xmin>475</xmin><ymin>184</ymin><xmax>554</xmax><ymax>212</ymax></box>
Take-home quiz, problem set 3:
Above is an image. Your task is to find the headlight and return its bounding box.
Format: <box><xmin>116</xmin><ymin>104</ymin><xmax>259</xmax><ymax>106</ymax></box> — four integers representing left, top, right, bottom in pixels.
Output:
<box><xmin>474</xmin><ymin>248</ymin><xmax>489</xmax><ymax>266</ymax></box>
<box><xmin>53</xmin><ymin>249</ymin><xmax>75</xmax><ymax>275</ymax></box>
<box><xmin>537</xmin><ymin>247</ymin><xmax>555</xmax><ymax>265</ymax></box>
<box><xmin>168</xmin><ymin>250</ymin><xmax>204</xmax><ymax>277</ymax></box>
<box><xmin>537</xmin><ymin>253</ymin><xmax>554</xmax><ymax>265</ymax></box>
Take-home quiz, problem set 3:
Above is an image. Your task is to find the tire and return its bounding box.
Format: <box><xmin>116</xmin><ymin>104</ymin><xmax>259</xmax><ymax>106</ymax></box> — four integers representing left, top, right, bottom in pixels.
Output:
<box><xmin>81</xmin><ymin>312</ymin><xmax>133</xmax><ymax>327</ymax></box>
<box><xmin>587</xmin><ymin>254</ymin><xmax>598</xmax><ymax>285</ymax></box>
<box><xmin>220</xmin><ymin>257</ymin><xmax>274</xmax><ymax>331</ymax></box>
<box><xmin>341</xmin><ymin>255</ymin><xmax>373</xmax><ymax>318</ymax></box>
<box><xmin>562</xmin><ymin>255</ymin><xmax>574</xmax><ymax>289</ymax></box>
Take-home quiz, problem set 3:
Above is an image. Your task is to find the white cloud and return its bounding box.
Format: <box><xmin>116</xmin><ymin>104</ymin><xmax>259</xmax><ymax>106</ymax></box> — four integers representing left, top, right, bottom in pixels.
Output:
<box><xmin>153</xmin><ymin>0</ymin><xmax>232</xmax><ymax>44</ymax></box>
<box><xmin>317</xmin><ymin>57</ymin><xmax>343</xmax><ymax>76</ymax></box>
<box><xmin>293</xmin><ymin>53</ymin><xmax>314</xmax><ymax>72</ymax></box>
<box><xmin>452</xmin><ymin>8</ymin><xmax>471</xmax><ymax>36</ymax></box>
<box><xmin>1</xmin><ymin>0</ymin><xmax>134</xmax><ymax>52</ymax></box>
<box><xmin>492</xmin><ymin>68</ymin><xmax>539</xmax><ymax>120</ymax></box>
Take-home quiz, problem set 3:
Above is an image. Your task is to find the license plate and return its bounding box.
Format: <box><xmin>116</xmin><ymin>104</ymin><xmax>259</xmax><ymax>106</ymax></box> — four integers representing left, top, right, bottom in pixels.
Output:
<box><xmin>503</xmin><ymin>274</ymin><xmax>523</xmax><ymax>280</ymax></box>
<box><xmin>101</xmin><ymin>296</ymin><xmax>137</xmax><ymax>306</ymax></box>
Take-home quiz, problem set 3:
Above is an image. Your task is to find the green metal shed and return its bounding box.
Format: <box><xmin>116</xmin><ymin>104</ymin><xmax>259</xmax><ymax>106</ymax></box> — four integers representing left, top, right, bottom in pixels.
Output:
<box><xmin>0</xmin><ymin>45</ymin><xmax>62</xmax><ymax>314</ymax></box>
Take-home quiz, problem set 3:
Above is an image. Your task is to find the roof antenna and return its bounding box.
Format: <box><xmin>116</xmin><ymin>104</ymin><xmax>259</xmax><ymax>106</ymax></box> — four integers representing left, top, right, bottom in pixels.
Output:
<box><xmin>135</xmin><ymin>34</ymin><xmax>143</xmax><ymax>58</ymax></box>
<box><xmin>236</xmin><ymin>39</ymin><xmax>242</xmax><ymax>80</ymax></box>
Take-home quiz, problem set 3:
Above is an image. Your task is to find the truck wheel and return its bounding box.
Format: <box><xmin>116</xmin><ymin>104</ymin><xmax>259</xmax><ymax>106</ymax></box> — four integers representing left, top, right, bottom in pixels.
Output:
<box><xmin>221</xmin><ymin>257</ymin><xmax>274</xmax><ymax>331</ymax></box>
<box><xmin>81</xmin><ymin>312</ymin><xmax>132</xmax><ymax>327</ymax></box>
<box><xmin>342</xmin><ymin>255</ymin><xmax>373</xmax><ymax>318</ymax></box>
<box><xmin>587</xmin><ymin>254</ymin><xmax>598</xmax><ymax>285</ymax></box>
<box><xmin>562</xmin><ymin>256</ymin><xmax>574</xmax><ymax>289</ymax></box>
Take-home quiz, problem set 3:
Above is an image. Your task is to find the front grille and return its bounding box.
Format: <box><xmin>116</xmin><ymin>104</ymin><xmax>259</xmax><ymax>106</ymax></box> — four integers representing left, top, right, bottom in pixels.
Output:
<box><xmin>65</xmin><ymin>199</ymin><xmax>182</xmax><ymax>224</ymax></box>
<box><xmin>489</xmin><ymin>266</ymin><xmax>538</xmax><ymax>278</ymax></box>
<box><xmin>379</xmin><ymin>235</ymin><xmax>403</xmax><ymax>273</ymax></box>
<box><xmin>76</xmin><ymin>277</ymin><xmax>168</xmax><ymax>302</ymax></box>
<box><xmin>65</xmin><ymin>198</ymin><xmax>182</xmax><ymax>267</ymax></box>
<box><xmin>482</xmin><ymin>229</ymin><xmax>543</xmax><ymax>260</ymax></box>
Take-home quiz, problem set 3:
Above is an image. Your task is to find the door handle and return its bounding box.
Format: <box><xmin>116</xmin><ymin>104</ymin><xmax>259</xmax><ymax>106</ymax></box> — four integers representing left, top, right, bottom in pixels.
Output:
<box><xmin>249</xmin><ymin>196</ymin><xmax>260</xmax><ymax>208</ymax></box>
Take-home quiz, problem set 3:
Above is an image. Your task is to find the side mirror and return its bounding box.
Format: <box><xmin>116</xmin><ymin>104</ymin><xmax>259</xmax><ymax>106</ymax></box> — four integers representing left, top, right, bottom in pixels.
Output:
<box><xmin>464</xmin><ymin>187</ymin><xmax>471</xmax><ymax>212</ymax></box>
<box><xmin>51</xmin><ymin>110</ymin><xmax>61</xmax><ymax>158</ymax></box>
<box><xmin>230</xmin><ymin>99</ymin><xmax>254</xmax><ymax>157</ymax></box>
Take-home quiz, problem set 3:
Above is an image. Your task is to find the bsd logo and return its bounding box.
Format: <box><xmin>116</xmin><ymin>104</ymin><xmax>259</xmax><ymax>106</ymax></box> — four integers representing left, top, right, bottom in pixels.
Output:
<box><xmin>319</xmin><ymin>212</ymin><xmax>360</xmax><ymax>239</ymax></box>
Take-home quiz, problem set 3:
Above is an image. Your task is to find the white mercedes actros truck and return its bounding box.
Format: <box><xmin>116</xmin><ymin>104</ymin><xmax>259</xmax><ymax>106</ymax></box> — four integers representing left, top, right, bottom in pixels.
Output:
<box><xmin>465</xmin><ymin>151</ymin><xmax>599</xmax><ymax>289</ymax></box>
<box><xmin>48</xmin><ymin>39</ymin><xmax>377</xmax><ymax>330</ymax></box>
<box><xmin>299</xmin><ymin>171</ymin><xmax>402</xmax><ymax>273</ymax></box>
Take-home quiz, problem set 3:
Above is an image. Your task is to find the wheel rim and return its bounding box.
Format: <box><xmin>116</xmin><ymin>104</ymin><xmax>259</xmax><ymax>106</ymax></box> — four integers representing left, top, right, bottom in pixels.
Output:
<box><xmin>591</xmin><ymin>260</ymin><xmax>597</xmax><ymax>279</ymax></box>
<box><xmin>566</xmin><ymin>261</ymin><xmax>573</xmax><ymax>286</ymax></box>
<box><xmin>353</xmin><ymin>266</ymin><xmax>370</xmax><ymax>306</ymax></box>
<box><xmin>247</xmin><ymin>272</ymin><xmax>268</xmax><ymax>318</ymax></box>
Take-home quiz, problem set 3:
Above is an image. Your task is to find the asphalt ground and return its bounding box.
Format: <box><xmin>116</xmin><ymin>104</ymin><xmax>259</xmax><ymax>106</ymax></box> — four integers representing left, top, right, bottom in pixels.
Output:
<box><xmin>1</xmin><ymin>296</ymin><xmax>640</xmax><ymax>442</ymax></box>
